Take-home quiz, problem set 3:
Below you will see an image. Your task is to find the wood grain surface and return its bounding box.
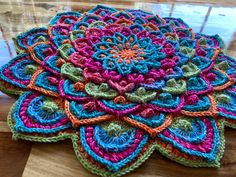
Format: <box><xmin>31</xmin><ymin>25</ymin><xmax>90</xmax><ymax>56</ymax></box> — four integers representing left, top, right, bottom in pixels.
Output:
<box><xmin>0</xmin><ymin>96</ymin><xmax>31</xmax><ymax>177</ymax></box>
<box><xmin>0</xmin><ymin>1</ymin><xmax>236</xmax><ymax>177</ymax></box>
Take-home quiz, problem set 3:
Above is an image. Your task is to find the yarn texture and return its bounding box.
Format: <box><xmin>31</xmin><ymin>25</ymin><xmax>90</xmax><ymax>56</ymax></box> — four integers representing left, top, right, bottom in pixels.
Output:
<box><xmin>1</xmin><ymin>5</ymin><xmax>236</xmax><ymax>176</ymax></box>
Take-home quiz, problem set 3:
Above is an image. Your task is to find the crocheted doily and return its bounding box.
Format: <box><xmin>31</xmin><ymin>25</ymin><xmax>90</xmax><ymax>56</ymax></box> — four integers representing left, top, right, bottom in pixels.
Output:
<box><xmin>1</xmin><ymin>5</ymin><xmax>236</xmax><ymax>177</ymax></box>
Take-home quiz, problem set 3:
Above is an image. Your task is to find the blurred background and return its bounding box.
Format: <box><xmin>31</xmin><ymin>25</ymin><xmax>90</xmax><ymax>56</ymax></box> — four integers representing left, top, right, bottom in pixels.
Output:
<box><xmin>0</xmin><ymin>1</ymin><xmax>236</xmax><ymax>177</ymax></box>
<box><xmin>0</xmin><ymin>0</ymin><xmax>236</xmax><ymax>65</ymax></box>
<box><xmin>1</xmin><ymin>0</ymin><xmax>236</xmax><ymax>66</ymax></box>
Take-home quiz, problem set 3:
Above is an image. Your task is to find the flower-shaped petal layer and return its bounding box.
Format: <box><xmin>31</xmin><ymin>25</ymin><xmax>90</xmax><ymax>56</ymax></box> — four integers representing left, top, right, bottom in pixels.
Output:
<box><xmin>157</xmin><ymin>116</ymin><xmax>225</xmax><ymax>167</ymax></box>
<box><xmin>1</xmin><ymin>4</ymin><xmax>236</xmax><ymax>177</ymax></box>
<box><xmin>8</xmin><ymin>91</ymin><xmax>73</xmax><ymax>141</ymax></box>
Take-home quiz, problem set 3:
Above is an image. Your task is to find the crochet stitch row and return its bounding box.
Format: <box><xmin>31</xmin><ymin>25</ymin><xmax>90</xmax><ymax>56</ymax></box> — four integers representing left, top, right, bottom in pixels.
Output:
<box><xmin>0</xmin><ymin>5</ymin><xmax>236</xmax><ymax>177</ymax></box>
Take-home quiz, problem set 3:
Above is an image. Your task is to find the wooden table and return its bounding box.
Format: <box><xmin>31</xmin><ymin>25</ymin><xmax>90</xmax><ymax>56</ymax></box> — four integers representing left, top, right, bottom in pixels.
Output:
<box><xmin>0</xmin><ymin>0</ymin><xmax>236</xmax><ymax>177</ymax></box>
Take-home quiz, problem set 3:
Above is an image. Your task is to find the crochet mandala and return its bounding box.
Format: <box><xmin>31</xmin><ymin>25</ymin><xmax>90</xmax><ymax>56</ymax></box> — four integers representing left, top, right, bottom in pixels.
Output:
<box><xmin>1</xmin><ymin>5</ymin><xmax>236</xmax><ymax>176</ymax></box>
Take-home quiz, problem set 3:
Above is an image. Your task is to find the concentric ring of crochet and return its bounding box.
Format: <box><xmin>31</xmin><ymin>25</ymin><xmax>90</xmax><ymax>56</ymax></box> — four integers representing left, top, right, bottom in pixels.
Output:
<box><xmin>1</xmin><ymin>5</ymin><xmax>236</xmax><ymax>177</ymax></box>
